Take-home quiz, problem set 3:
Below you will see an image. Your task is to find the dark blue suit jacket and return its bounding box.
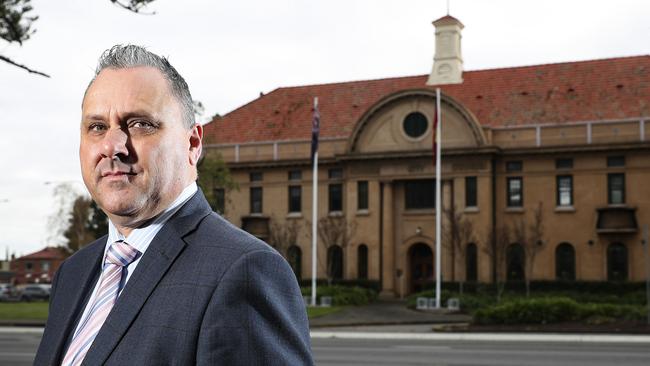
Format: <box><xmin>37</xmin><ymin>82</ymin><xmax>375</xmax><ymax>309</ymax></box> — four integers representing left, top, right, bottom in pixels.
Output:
<box><xmin>33</xmin><ymin>190</ymin><xmax>313</xmax><ymax>365</ymax></box>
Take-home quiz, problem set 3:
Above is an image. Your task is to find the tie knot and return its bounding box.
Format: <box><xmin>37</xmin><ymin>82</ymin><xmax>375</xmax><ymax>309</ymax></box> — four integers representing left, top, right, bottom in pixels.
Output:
<box><xmin>105</xmin><ymin>241</ymin><xmax>140</xmax><ymax>266</ymax></box>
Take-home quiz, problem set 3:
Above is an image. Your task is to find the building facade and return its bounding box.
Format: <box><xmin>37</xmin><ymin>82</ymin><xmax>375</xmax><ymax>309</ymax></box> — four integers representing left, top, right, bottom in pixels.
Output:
<box><xmin>201</xmin><ymin>15</ymin><xmax>650</xmax><ymax>295</ymax></box>
<box><xmin>10</xmin><ymin>247</ymin><xmax>68</xmax><ymax>285</ymax></box>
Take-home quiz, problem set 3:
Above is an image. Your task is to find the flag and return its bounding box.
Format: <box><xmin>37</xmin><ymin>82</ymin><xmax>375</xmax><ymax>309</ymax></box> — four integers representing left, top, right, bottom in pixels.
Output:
<box><xmin>310</xmin><ymin>98</ymin><xmax>320</xmax><ymax>163</ymax></box>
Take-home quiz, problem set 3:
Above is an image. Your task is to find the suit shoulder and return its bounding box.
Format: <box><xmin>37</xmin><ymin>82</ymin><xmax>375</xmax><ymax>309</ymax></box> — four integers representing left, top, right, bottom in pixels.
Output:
<box><xmin>62</xmin><ymin>236</ymin><xmax>106</xmax><ymax>266</ymax></box>
<box><xmin>189</xmin><ymin>212</ymin><xmax>277</xmax><ymax>255</ymax></box>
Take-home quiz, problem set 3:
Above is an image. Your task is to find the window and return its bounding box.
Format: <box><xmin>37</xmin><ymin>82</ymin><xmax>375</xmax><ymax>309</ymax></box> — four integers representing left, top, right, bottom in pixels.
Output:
<box><xmin>405</xmin><ymin>179</ymin><xmax>435</xmax><ymax>209</ymax></box>
<box><xmin>288</xmin><ymin>185</ymin><xmax>301</xmax><ymax>213</ymax></box>
<box><xmin>357</xmin><ymin>244</ymin><xmax>368</xmax><ymax>280</ymax></box>
<box><xmin>250</xmin><ymin>172</ymin><xmax>263</xmax><ymax>182</ymax></box>
<box><xmin>403</xmin><ymin>112</ymin><xmax>428</xmax><ymax>139</ymax></box>
<box><xmin>250</xmin><ymin>187</ymin><xmax>263</xmax><ymax>213</ymax></box>
<box><xmin>607</xmin><ymin>243</ymin><xmax>628</xmax><ymax>281</ymax></box>
<box><xmin>287</xmin><ymin>245</ymin><xmax>302</xmax><ymax>281</ymax></box>
<box><xmin>506</xmin><ymin>161</ymin><xmax>523</xmax><ymax>172</ymax></box>
<box><xmin>556</xmin><ymin>158</ymin><xmax>573</xmax><ymax>170</ymax></box>
<box><xmin>466</xmin><ymin>243</ymin><xmax>478</xmax><ymax>282</ymax></box>
<box><xmin>357</xmin><ymin>181</ymin><xmax>368</xmax><ymax>210</ymax></box>
<box><xmin>289</xmin><ymin>170</ymin><xmax>302</xmax><ymax>181</ymax></box>
<box><xmin>556</xmin><ymin>175</ymin><xmax>573</xmax><ymax>206</ymax></box>
<box><xmin>506</xmin><ymin>244</ymin><xmax>525</xmax><ymax>281</ymax></box>
<box><xmin>465</xmin><ymin>176</ymin><xmax>477</xmax><ymax>208</ymax></box>
<box><xmin>25</xmin><ymin>262</ymin><xmax>33</xmax><ymax>272</ymax></box>
<box><xmin>41</xmin><ymin>261</ymin><xmax>51</xmax><ymax>272</ymax></box>
<box><xmin>327</xmin><ymin>245</ymin><xmax>343</xmax><ymax>280</ymax></box>
<box><xmin>328</xmin><ymin>168</ymin><xmax>343</xmax><ymax>179</ymax></box>
<box><xmin>328</xmin><ymin>183</ymin><xmax>343</xmax><ymax>212</ymax></box>
<box><xmin>555</xmin><ymin>243</ymin><xmax>576</xmax><ymax>281</ymax></box>
<box><xmin>607</xmin><ymin>156</ymin><xmax>625</xmax><ymax>167</ymax></box>
<box><xmin>608</xmin><ymin>173</ymin><xmax>625</xmax><ymax>204</ymax></box>
<box><xmin>507</xmin><ymin>177</ymin><xmax>523</xmax><ymax>207</ymax></box>
<box><xmin>213</xmin><ymin>188</ymin><xmax>225</xmax><ymax>214</ymax></box>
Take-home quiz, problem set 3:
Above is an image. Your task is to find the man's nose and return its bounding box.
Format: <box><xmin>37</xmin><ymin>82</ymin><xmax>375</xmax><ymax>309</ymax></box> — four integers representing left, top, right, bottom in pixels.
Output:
<box><xmin>101</xmin><ymin>128</ymin><xmax>129</xmax><ymax>159</ymax></box>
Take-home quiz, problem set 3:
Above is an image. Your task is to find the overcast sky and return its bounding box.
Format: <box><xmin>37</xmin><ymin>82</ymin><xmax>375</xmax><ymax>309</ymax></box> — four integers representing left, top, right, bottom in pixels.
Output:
<box><xmin>1</xmin><ymin>0</ymin><xmax>648</xmax><ymax>257</ymax></box>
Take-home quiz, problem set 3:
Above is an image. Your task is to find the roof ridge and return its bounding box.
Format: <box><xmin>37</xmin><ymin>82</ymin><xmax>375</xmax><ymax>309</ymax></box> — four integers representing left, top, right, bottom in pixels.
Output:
<box><xmin>463</xmin><ymin>54</ymin><xmax>650</xmax><ymax>73</ymax></box>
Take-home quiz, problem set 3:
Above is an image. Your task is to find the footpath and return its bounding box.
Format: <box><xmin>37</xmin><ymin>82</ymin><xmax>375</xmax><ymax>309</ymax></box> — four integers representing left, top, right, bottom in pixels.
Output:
<box><xmin>309</xmin><ymin>299</ymin><xmax>650</xmax><ymax>344</ymax></box>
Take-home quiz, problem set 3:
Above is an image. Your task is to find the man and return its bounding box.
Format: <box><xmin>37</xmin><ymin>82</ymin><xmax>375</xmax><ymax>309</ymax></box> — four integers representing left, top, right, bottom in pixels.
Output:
<box><xmin>34</xmin><ymin>45</ymin><xmax>313</xmax><ymax>366</ymax></box>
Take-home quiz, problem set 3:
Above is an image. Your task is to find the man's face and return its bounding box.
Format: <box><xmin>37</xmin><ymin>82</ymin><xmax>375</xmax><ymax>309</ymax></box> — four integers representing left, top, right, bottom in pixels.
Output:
<box><xmin>80</xmin><ymin>66</ymin><xmax>201</xmax><ymax>229</ymax></box>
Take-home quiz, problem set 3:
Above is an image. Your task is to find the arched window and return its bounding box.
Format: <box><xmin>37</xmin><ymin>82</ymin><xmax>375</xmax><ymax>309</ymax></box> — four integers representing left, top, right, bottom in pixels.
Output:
<box><xmin>607</xmin><ymin>243</ymin><xmax>628</xmax><ymax>281</ymax></box>
<box><xmin>287</xmin><ymin>245</ymin><xmax>302</xmax><ymax>281</ymax></box>
<box><xmin>327</xmin><ymin>245</ymin><xmax>343</xmax><ymax>280</ymax></box>
<box><xmin>555</xmin><ymin>243</ymin><xmax>576</xmax><ymax>281</ymax></box>
<box><xmin>357</xmin><ymin>244</ymin><xmax>368</xmax><ymax>280</ymax></box>
<box><xmin>465</xmin><ymin>243</ymin><xmax>478</xmax><ymax>282</ymax></box>
<box><xmin>506</xmin><ymin>243</ymin><xmax>525</xmax><ymax>281</ymax></box>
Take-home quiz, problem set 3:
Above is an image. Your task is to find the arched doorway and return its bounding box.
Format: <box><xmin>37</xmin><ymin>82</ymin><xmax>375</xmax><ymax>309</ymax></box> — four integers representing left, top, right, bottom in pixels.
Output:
<box><xmin>327</xmin><ymin>245</ymin><xmax>343</xmax><ymax>280</ymax></box>
<box><xmin>607</xmin><ymin>242</ymin><xmax>628</xmax><ymax>281</ymax></box>
<box><xmin>555</xmin><ymin>243</ymin><xmax>576</xmax><ymax>281</ymax></box>
<box><xmin>506</xmin><ymin>243</ymin><xmax>525</xmax><ymax>282</ymax></box>
<box><xmin>357</xmin><ymin>244</ymin><xmax>368</xmax><ymax>280</ymax></box>
<box><xmin>409</xmin><ymin>243</ymin><xmax>433</xmax><ymax>293</ymax></box>
<box><xmin>465</xmin><ymin>243</ymin><xmax>478</xmax><ymax>282</ymax></box>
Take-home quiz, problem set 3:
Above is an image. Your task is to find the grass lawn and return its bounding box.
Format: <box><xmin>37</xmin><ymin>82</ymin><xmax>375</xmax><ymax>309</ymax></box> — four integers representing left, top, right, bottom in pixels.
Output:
<box><xmin>307</xmin><ymin>306</ymin><xmax>342</xmax><ymax>319</ymax></box>
<box><xmin>0</xmin><ymin>302</ymin><xmax>49</xmax><ymax>320</ymax></box>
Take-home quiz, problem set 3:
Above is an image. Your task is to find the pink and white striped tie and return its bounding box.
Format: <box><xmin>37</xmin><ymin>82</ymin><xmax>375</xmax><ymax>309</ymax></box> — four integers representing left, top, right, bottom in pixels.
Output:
<box><xmin>61</xmin><ymin>241</ymin><xmax>139</xmax><ymax>366</ymax></box>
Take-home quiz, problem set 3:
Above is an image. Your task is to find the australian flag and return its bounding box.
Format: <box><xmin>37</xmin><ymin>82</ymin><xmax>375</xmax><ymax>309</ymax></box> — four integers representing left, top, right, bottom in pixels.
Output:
<box><xmin>310</xmin><ymin>99</ymin><xmax>320</xmax><ymax>164</ymax></box>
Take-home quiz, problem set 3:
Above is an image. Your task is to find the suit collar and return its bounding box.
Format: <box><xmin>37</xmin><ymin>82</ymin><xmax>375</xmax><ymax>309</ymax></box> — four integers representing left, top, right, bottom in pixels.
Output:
<box><xmin>44</xmin><ymin>236</ymin><xmax>106</xmax><ymax>365</ymax></box>
<box><xmin>82</xmin><ymin>189</ymin><xmax>212</xmax><ymax>365</ymax></box>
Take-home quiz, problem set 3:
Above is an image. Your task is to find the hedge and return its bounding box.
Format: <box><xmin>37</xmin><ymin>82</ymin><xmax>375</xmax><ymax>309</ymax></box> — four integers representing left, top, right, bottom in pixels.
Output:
<box><xmin>474</xmin><ymin>297</ymin><xmax>648</xmax><ymax>325</ymax></box>
<box><xmin>300</xmin><ymin>285</ymin><xmax>377</xmax><ymax>306</ymax></box>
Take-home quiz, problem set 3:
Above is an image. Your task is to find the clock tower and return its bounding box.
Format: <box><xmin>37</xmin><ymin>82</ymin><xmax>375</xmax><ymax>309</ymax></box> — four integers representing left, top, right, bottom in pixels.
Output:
<box><xmin>426</xmin><ymin>15</ymin><xmax>464</xmax><ymax>85</ymax></box>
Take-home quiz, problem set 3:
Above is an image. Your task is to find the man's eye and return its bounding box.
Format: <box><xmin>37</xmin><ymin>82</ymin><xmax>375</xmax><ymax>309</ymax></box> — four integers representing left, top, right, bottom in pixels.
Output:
<box><xmin>129</xmin><ymin>120</ymin><xmax>156</xmax><ymax>130</ymax></box>
<box><xmin>88</xmin><ymin>123</ymin><xmax>107</xmax><ymax>132</ymax></box>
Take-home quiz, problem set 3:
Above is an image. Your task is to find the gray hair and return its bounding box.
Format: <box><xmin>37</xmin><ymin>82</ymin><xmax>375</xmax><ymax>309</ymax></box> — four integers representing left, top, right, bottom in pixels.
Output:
<box><xmin>89</xmin><ymin>44</ymin><xmax>195</xmax><ymax>128</ymax></box>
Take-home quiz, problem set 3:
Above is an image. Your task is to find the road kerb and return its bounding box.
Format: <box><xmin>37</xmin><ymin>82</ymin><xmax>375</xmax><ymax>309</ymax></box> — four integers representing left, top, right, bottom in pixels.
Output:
<box><xmin>310</xmin><ymin>331</ymin><xmax>650</xmax><ymax>343</ymax></box>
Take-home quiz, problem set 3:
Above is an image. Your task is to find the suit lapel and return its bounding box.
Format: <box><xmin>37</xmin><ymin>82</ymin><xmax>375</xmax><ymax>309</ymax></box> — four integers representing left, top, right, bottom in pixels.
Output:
<box><xmin>82</xmin><ymin>190</ymin><xmax>212</xmax><ymax>366</ymax></box>
<box><xmin>45</xmin><ymin>237</ymin><xmax>105</xmax><ymax>365</ymax></box>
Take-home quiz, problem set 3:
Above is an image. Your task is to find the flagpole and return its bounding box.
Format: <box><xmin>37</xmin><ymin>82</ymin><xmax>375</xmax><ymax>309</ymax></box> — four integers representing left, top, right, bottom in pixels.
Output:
<box><xmin>435</xmin><ymin>88</ymin><xmax>442</xmax><ymax>309</ymax></box>
<box><xmin>311</xmin><ymin>97</ymin><xmax>319</xmax><ymax>307</ymax></box>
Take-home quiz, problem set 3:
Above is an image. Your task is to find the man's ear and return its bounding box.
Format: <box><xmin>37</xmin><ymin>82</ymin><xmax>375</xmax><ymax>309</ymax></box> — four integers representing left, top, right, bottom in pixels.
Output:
<box><xmin>188</xmin><ymin>123</ymin><xmax>203</xmax><ymax>166</ymax></box>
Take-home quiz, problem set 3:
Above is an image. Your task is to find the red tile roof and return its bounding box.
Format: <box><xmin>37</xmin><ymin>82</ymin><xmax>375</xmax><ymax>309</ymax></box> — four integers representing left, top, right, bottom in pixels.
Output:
<box><xmin>17</xmin><ymin>247</ymin><xmax>68</xmax><ymax>261</ymax></box>
<box><xmin>203</xmin><ymin>56</ymin><xmax>650</xmax><ymax>144</ymax></box>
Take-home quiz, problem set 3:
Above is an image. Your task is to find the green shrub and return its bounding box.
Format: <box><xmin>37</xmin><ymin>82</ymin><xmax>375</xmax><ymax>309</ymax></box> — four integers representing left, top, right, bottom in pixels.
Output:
<box><xmin>474</xmin><ymin>297</ymin><xmax>648</xmax><ymax>325</ymax></box>
<box><xmin>300</xmin><ymin>285</ymin><xmax>377</xmax><ymax>306</ymax></box>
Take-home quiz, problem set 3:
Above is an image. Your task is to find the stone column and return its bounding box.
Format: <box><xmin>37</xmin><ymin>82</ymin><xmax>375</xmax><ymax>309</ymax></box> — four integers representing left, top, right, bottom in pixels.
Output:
<box><xmin>380</xmin><ymin>180</ymin><xmax>395</xmax><ymax>297</ymax></box>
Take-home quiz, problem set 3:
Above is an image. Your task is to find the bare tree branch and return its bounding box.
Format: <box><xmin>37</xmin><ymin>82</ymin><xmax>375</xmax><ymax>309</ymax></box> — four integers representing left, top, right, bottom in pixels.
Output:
<box><xmin>110</xmin><ymin>0</ymin><xmax>157</xmax><ymax>15</ymax></box>
<box><xmin>0</xmin><ymin>54</ymin><xmax>49</xmax><ymax>77</ymax></box>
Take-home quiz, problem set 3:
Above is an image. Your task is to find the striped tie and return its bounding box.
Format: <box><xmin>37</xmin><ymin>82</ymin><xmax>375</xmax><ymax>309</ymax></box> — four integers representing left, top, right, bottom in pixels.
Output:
<box><xmin>61</xmin><ymin>241</ymin><xmax>140</xmax><ymax>366</ymax></box>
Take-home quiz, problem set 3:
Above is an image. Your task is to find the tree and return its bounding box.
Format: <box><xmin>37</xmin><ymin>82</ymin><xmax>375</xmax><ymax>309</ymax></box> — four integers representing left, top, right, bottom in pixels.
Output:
<box><xmin>196</xmin><ymin>151</ymin><xmax>237</xmax><ymax>213</ymax></box>
<box><xmin>1</xmin><ymin>0</ymin><xmax>157</xmax><ymax>77</ymax></box>
<box><xmin>483</xmin><ymin>223</ymin><xmax>511</xmax><ymax>303</ymax></box>
<box><xmin>442</xmin><ymin>204</ymin><xmax>476</xmax><ymax>294</ymax></box>
<box><xmin>47</xmin><ymin>182</ymin><xmax>83</xmax><ymax>247</ymax></box>
<box><xmin>267</xmin><ymin>216</ymin><xmax>301</xmax><ymax>258</ymax></box>
<box><xmin>512</xmin><ymin>201</ymin><xmax>546</xmax><ymax>297</ymax></box>
<box><xmin>307</xmin><ymin>216</ymin><xmax>357</xmax><ymax>285</ymax></box>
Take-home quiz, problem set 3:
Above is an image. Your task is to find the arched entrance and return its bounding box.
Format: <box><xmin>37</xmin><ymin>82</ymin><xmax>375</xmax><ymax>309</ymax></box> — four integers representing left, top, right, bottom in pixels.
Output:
<box><xmin>409</xmin><ymin>243</ymin><xmax>433</xmax><ymax>293</ymax></box>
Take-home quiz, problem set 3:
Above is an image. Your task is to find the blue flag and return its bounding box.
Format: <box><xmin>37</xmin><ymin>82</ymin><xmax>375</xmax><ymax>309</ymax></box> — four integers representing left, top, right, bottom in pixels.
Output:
<box><xmin>310</xmin><ymin>100</ymin><xmax>320</xmax><ymax>163</ymax></box>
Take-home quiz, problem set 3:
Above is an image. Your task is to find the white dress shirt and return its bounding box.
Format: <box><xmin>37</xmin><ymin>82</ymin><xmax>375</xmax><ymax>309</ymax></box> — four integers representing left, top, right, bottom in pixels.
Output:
<box><xmin>70</xmin><ymin>182</ymin><xmax>198</xmax><ymax>339</ymax></box>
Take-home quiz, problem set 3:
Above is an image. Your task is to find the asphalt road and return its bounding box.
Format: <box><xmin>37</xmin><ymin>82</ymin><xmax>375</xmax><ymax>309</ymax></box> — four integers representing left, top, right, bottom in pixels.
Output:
<box><xmin>312</xmin><ymin>337</ymin><xmax>650</xmax><ymax>366</ymax></box>
<box><xmin>2</xmin><ymin>328</ymin><xmax>650</xmax><ymax>366</ymax></box>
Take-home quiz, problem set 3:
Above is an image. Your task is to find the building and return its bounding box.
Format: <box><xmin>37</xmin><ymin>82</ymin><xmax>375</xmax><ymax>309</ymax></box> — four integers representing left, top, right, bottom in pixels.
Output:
<box><xmin>201</xmin><ymin>15</ymin><xmax>650</xmax><ymax>295</ymax></box>
<box><xmin>10</xmin><ymin>247</ymin><xmax>69</xmax><ymax>285</ymax></box>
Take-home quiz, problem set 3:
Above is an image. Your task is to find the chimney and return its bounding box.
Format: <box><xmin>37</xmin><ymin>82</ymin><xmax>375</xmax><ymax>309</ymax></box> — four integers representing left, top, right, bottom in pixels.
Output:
<box><xmin>426</xmin><ymin>15</ymin><xmax>464</xmax><ymax>85</ymax></box>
